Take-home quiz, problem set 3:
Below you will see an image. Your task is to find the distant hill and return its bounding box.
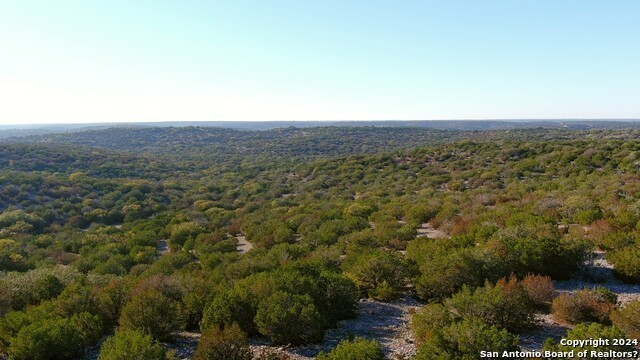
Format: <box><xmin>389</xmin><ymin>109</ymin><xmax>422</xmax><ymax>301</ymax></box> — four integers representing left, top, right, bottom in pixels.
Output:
<box><xmin>3</xmin><ymin>126</ymin><xmax>469</xmax><ymax>159</ymax></box>
<box><xmin>5</xmin><ymin>125</ymin><xmax>640</xmax><ymax>162</ymax></box>
<box><xmin>2</xmin><ymin>119</ymin><xmax>640</xmax><ymax>138</ymax></box>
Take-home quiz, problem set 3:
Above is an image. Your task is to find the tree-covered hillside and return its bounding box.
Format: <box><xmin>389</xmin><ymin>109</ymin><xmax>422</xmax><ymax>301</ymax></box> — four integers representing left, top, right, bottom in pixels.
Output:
<box><xmin>2</xmin><ymin>127</ymin><xmax>640</xmax><ymax>359</ymax></box>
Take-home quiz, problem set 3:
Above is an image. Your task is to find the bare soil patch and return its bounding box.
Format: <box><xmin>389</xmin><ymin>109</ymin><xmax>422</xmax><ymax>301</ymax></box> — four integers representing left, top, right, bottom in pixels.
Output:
<box><xmin>235</xmin><ymin>234</ymin><xmax>253</xmax><ymax>254</ymax></box>
<box><xmin>416</xmin><ymin>223</ymin><xmax>449</xmax><ymax>239</ymax></box>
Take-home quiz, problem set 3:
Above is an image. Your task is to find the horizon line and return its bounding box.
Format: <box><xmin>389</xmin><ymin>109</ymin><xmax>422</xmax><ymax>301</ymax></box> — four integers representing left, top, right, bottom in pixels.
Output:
<box><xmin>2</xmin><ymin>118</ymin><xmax>640</xmax><ymax>128</ymax></box>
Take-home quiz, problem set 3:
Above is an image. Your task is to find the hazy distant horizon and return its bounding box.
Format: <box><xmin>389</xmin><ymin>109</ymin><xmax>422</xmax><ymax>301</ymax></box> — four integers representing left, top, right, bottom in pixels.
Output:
<box><xmin>3</xmin><ymin>119</ymin><xmax>640</xmax><ymax>132</ymax></box>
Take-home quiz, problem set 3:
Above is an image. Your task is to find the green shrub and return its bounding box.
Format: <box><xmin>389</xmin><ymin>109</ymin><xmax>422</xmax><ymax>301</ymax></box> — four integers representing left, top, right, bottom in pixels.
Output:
<box><xmin>591</xmin><ymin>286</ymin><xmax>618</xmax><ymax>304</ymax></box>
<box><xmin>610</xmin><ymin>300</ymin><xmax>640</xmax><ymax>340</ymax></box>
<box><xmin>343</xmin><ymin>248</ymin><xmax>413</xmax><ymax>300</ymax></box>
<box><xmin>9</xmin><ymin>317</ymin><xmax>84</xmax><ymax>360</ymax></box>
<box><xmin>493</xmin><ymin>231</ymin><xmax>585</xmax><ymax>279</ymax></box>
<box><xmin>255</xmin><ymin>291</ymin><xmax>324</xmax><ymax>345</ymax></box>
<box><xmin>0</xmin><ymin>239</ymin><xmax>30</xmax><ymax>272</ymax></box>
<box><xmin>576</xmin><ymin>208</ymin><xmax>603</xmax><ymax>225</ymax></box>
<box><xmin>0</xmin><ymin>210</ymin><xmax>45</xmax><ymax>233</ymax></box>
<box><xmin>93</xmin><ymin>255</ymin><xmax>133</xmax><ymax>276</ymax></box>
<box><xmin>318</xmin><ymin>272</ymin><xmax>358</xmax><ymax>326</ymax></box>
<box><xmin>316</xmin><ymin>337</ymin><xmax>384</xmax><ymax>360</ymax></box>
<box><xmin>607</xmin><ymin>247</ymin><xmax>640</xmax><ymax>283</ymax></box>
<box><xmin>98</xmin><ymin>329</ymin><xmax>166</xmax><ymax>360</ymax></box>
<box><xmin>54</xmin><ymin>280</ymin><xmax>104</xmax><ymax>319</ymax></box>
<box><xmin>0</xmin><ymin>311</ymin><xmax>30</xmax><ymax>353</ymax></box>
<box><xmin>445</xmin><ymin>276</ymin><xmax>534</xmax><ymax>332</ymax></box>
<box><xmin>201</xmin><ymin>268</ymin><xmax>356</xmax><ymax>338</ymax></box>
<box><xmin>179</xmin><ymin>276</ymin><xmax>217</xmax><ymax>330</ymax></box>
<box><xmin>414</xmin><ymin>318</ymin><xmax>519</xmax><ymax>360</ymax></box>
<box><xmin>169</xmin><ymin>221</ymin><xmax>205</xmax><ymax>250</ymax></box>
<box><xmin>70</xmin><ymin>311</ymin><xmax>103</xmax><ymax>346</ymax></box>
<box><xmin>594</xmin><ymin>232</ymin><xmax>635</xmax><ymax>251</ymax></box>
<box><xmin>344</xmin><ymin>202</ymin><xmax>376</xmax><ymax>218</ymax></box>
<box><xmin>194</xmin><ymin>323</ymin><xmax>251</xmax><ymax>360</ymax></box>
<box><xmin>543</xmin><ymin>323</ymin><xmax>631</xmax><ymax>357</ymax></box>
<box><xmin>200</xmin><ymin>288</ymin><xmax>259</xmax><ymax>336</ymax></box>
<box><xmin>406</xmin><ymin>236</ymin><xmax>475</xmax><ymax>268</ymax></box>
<box><xmin>94</xmin><ymin>279</ymin><xmax>129</xmax><ymax>329</ymax></box>
<box><xmin>411</xmin><ymin>303</ymin><xmax>452</xmax><ymax>344</ymax></box>
<box><xmin>413</xmin><ymin>249</ymin><xmax>484</xmax><ymax>300</ymax></box>
<box><xmin>33</xmin><ymin>275</ymin><xmax>65</xmax><ymax>303</ymax></box>
<box><xmin>119</xmin><ymin>289</ymin><xmax>181</xmax><ymax>341</ymax></box>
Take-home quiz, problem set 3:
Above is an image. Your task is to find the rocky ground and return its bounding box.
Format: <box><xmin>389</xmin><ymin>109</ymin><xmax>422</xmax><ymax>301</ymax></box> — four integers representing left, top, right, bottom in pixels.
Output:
<box><xmin>416</xmin><ymin>222</ymin><xmax>449</xmax><ymax>239</ymax></box>
<box><xmin>519</xmin><ymin>313</ymin><xmax>570</xmax><ymax>352</ymax></box>
<box><xmin>235</xmin><ymin>234</ymin><xmax>254</xmax><ymax>254</ymax></box>
<box><xmin>555</xmin><ymin>251</ymin><xmax>640</xmax><ymax>305</ymax></box>
<box><xmin>165</xmin><ymin>332</ymin><xmax>200</xmax><ymax>359</ymax></box>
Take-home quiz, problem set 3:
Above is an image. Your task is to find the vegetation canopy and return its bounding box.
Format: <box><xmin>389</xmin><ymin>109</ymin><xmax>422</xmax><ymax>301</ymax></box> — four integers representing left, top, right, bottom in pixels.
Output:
<box><xmin>1</xmin><ymin>125</ymin><xmax>640</xmax><ymax>358</ymax></box>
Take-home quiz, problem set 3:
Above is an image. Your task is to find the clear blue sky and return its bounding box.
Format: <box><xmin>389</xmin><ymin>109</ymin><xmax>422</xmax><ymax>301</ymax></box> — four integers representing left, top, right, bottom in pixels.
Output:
<box><xmin>1</xmin><ymin>0</ymin><xmax>639</xmax><ymax>124</ymax></box>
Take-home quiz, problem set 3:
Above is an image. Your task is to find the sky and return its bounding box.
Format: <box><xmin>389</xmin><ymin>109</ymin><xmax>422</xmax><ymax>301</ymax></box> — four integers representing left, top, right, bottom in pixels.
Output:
<box><xmin>1</xmin><ymin>1</ymin><xmax>639</xmax><ymax>125</ymax></box>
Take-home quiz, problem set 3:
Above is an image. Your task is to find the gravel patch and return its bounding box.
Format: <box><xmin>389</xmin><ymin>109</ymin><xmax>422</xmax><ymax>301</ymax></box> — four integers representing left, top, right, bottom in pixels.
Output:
<box><xmin>235</xmin><ymin>234</ymin><xmax>253</xmax><ymax>254</ymax></box>
<box><xmin>165</xmin><ymin>332</ymin><xmax>200</xmax><ymax>359</ymax></box>
<box><xmin>519</xmin><ymin>313</ymin><xmax>571</xmax><ymax>352</ymax></box>
<box><xmin>555</xmin><ymin>251</ymin><xmax>640</xmax><ymax>305</ymax></box>
<box><xmin>416</xmin><ymin>223</ymin><xmax>448</xmax><ymax>239</ymax></box>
